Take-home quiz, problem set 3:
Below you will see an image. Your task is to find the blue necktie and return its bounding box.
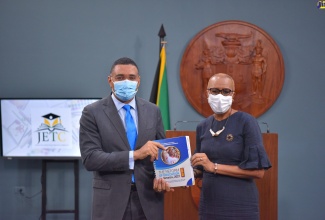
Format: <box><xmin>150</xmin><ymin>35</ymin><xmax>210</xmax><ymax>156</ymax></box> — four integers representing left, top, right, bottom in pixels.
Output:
<box><xmin>123</xmin><ymin>105</ymin><xmax>137</xmax><ymax>150</ymax></box>
<box><xmin>123</xmin><ymin>105</ymin><xmax>137</xmax><ymax>183</ymax></box>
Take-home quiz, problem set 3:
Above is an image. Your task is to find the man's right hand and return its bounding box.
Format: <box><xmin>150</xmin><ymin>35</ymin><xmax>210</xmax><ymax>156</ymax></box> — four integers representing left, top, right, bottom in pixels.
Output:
<box><xmin>133</xmin><ymin>141</ymin><xmax>166</xmax><ymax>162</ymax></box>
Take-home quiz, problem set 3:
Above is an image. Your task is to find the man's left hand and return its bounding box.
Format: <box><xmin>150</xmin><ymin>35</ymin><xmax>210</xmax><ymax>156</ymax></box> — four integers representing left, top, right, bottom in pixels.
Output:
<box><xmin>153</xmin><ymin>178</ymin><xmax>174</xmax><ymax>193</ymax></box>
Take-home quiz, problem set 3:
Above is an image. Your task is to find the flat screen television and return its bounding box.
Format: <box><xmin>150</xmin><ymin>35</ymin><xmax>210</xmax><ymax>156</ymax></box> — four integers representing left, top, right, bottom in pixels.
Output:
<box><xmin>0</xmin><ymin>98</ymin><xmax>100</xmax><ymax>159</ymax></box>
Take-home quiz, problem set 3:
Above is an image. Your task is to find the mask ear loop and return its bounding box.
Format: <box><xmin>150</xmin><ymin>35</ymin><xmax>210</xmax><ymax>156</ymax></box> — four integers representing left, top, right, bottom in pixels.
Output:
<box><xmin>108</xmin><ymin>75</ymin><xmax>116</xmax><ymax>93</ymax></box>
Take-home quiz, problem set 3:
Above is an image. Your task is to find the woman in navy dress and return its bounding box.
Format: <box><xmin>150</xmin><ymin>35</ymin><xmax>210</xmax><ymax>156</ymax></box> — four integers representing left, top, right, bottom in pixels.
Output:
<box><xmin>191</xmin><ymin>73</ymin><xmax>271</xmax><ymax>220</ymax></box>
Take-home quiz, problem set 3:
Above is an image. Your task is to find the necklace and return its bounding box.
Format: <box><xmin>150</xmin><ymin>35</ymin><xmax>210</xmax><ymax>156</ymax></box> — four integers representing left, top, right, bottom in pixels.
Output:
<box><xmin>209</xmin><ymin>109</ymin><xmax>232</xmax><ymax>137</ymax></box>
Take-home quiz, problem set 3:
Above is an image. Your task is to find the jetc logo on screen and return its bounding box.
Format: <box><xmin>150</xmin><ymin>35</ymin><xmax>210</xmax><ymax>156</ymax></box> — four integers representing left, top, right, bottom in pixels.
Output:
<box><xmin>317</xmin><ymin>1</ymin><xmax>325</xmax><ymax>9</ymax></box>
<box><xmin>36</xmin><ymin>113</ymin><xmax>68</xmax><ymax>144</ymax></box>
<box><xmin>31</xmin><ymin>108</ymin><xmax>72</xmax><ymax>148</ymax></box>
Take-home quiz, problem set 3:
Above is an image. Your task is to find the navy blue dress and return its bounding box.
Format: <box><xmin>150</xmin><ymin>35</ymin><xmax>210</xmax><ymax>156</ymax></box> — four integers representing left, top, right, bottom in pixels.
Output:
<box><xmin>195</xmin><ymin>111</ymin><xmax>271</xmax><ymax>220</ymax></box>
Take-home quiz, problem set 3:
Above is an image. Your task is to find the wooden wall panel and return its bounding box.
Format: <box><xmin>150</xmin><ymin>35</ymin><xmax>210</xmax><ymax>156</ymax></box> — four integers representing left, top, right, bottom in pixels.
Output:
<box><xmin>256</xmin><ymin>133</ymin><xmax>278</xmax><ymax>220</ymax></box>
<box><xmin>164</xmin><ymin>131</ymin><xmax>198</xmax><ymax>220</ymax></box>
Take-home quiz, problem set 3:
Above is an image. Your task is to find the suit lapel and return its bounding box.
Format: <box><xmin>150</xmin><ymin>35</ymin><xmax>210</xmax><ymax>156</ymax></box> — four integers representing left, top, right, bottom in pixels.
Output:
<box><xmin>135</xmin><ymin>97</ymin><xmax>148</xmax><ymax>150</ymax></box>
<box><xmin>103</xmin><ymin>96</ymin><xmax>130</xmax><ymax>150</ymax></box>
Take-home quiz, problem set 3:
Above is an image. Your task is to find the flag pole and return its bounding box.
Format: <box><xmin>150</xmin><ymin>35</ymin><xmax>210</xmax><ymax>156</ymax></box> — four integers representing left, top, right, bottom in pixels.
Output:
<box><xmin>150</xmin><ymin>24</ymin><xmax>170</xmax><ymax>130</ymax></box>
<box><xmin>158</xmin><ymin>24</ymin><xmax>166</xmax><ymax>52</ymax></box>
<box><xmin>150</xmin><ymin>24</ymin><xmax>167</xmax><ymax>104</ymax></box>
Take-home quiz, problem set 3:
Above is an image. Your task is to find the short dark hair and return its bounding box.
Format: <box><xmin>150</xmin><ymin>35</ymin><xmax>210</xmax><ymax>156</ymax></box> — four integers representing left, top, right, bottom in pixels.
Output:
<box><xmin>110</xmin><ymin>57</ymin><xmax>138</xmax><ymax>74</ymax></box>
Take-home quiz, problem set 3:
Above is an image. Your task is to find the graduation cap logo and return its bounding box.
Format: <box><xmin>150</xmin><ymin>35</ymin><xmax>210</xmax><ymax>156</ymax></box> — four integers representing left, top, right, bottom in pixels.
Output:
<box><xmin>36</xmin><ymin>113</ymin><xmax>67</xmax><ymax>132</ymax></box>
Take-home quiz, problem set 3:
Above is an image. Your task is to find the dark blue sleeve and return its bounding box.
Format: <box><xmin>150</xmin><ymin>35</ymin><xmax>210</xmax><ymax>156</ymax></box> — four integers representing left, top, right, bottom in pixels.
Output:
<box><xmin>238</xmin><ymin>114</ymin><xmax>272</xmax><ymax>170</ymax></box>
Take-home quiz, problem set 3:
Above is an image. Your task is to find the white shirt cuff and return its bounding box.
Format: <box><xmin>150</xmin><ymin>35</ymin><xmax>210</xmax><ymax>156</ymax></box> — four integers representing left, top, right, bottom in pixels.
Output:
<box><xmin>129</xmin><ymin>151</ymin><xmax>134</xmax><ymax>170</ymax></box>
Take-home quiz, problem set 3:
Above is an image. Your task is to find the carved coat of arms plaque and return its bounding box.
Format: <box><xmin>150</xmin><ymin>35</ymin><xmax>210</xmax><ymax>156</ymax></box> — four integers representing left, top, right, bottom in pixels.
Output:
<box><xmin>180</xmin><ymin>20</ymin><xmax>285</xmax><ymax>118</ymax></box>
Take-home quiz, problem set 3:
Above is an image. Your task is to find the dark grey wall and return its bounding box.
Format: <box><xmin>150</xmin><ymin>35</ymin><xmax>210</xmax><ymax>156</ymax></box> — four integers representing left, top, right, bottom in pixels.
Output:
<box><xmin>1</xmin><ymin>1</ymin><xmax>324</xmax><ymax>219</ymax></box>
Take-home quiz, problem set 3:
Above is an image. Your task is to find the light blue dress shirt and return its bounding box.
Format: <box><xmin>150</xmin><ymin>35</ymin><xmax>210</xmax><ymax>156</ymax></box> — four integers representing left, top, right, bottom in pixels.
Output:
<box><xmin>111</xmin><ymin>94</ymin><xmax>138</xmax><ymax>169</ymax></box>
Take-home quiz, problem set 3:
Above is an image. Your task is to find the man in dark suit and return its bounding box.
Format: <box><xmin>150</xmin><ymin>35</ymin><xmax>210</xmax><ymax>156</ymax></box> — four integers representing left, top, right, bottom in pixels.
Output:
<box><xmin>79</xmin><ymin>57</ymin><xmax>172</xmax><ymax>220</ymax></box>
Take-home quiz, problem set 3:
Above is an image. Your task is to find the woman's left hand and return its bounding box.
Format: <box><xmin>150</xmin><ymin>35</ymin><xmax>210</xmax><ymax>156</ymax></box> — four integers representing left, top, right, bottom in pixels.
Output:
<box><xmin>191</xmin><ymin>153</ymin><xmax>215</xmax><ymax>173</ymax></box>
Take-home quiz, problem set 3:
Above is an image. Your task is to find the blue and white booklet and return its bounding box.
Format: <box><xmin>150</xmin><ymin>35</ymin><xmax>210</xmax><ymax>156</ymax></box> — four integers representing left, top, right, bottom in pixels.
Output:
<box><xmin>153</xmin><ymin>136</ymin><xmax>195</xmax><ymax>187</ymax></box>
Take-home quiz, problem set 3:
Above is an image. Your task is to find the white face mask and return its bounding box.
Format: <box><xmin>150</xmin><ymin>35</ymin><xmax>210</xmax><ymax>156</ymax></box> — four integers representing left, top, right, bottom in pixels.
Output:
<box><xmin>208</xmin><ymin>94</ymin><xmax>232</xmax><ymax>114</ymax></box>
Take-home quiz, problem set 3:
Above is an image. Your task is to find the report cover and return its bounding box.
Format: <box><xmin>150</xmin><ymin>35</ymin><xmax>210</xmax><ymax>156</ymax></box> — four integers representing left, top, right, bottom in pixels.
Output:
<box><xmin>153</xmin><ymin>136</ymin><xmax>195</xmax><ymax>187</ymax></box>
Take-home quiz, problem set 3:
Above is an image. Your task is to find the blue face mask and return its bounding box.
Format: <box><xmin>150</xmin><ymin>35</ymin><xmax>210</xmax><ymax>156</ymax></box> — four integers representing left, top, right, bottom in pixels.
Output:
<box><xmin>113</xmin><ymin>80</ymin><xmax>138</xmax><ymax>101</ymax></box>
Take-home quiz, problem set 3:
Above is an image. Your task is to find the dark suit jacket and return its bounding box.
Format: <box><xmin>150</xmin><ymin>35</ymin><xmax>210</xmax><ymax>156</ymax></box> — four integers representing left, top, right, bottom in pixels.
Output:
<box><xmin>79</xmin><ymin>96</ymin><xmax>165</xmax><ymax>220</ymax></box>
